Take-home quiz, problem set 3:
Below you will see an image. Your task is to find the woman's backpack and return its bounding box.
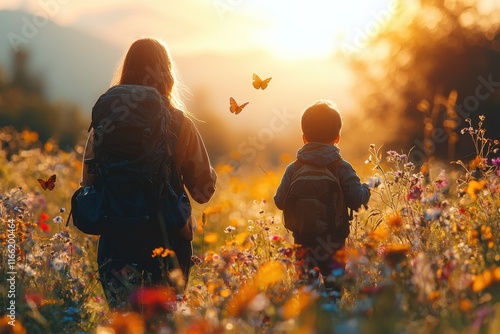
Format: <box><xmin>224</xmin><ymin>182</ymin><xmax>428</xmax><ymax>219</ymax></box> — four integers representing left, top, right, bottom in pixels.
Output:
<box><xmin>67</xmin><ymin>85</ymin><xmax>191</xmax><ymax>236</ymax></box>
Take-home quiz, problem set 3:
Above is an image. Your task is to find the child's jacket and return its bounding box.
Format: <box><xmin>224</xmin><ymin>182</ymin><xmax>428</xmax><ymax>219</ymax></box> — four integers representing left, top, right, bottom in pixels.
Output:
<box><xmin>274</xmin><ymin>142</ymin><xmax>370</xmax><ymax>213</ymax></box>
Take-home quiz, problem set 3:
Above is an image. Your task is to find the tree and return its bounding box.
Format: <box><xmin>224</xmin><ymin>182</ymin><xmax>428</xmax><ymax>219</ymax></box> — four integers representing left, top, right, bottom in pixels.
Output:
<box><xmin>345</xmin><ymin>0</ymin><xmax>500</xmax><ymax>163</ymax></box>
<box><xmin>0</xmin><ymin>50</ymin><xmax>87</xmax><ymax>149</ymax></box>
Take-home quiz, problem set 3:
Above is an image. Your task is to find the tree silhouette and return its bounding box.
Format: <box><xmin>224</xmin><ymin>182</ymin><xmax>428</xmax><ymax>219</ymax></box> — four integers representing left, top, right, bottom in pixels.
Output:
<box><xmin>10</xmin><ymin>48</ymin><xmax>44</xmax><ymax>95</ymax></box>
<box><xmin>345</xmin><ymin>0</ymin><xmax>500</xmax><ymax>163</ymax></box>
<box><xmin>0</xmin><ymin>49</ymin><xmax>87</xmax><ymax>150</ymax></box>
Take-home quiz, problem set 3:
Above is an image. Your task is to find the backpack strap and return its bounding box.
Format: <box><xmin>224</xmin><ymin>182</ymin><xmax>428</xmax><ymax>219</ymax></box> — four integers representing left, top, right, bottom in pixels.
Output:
<box><xmin>294</xmin><ymin>158</ymin><xmax>343</xmax><ymax>175</ymax></box>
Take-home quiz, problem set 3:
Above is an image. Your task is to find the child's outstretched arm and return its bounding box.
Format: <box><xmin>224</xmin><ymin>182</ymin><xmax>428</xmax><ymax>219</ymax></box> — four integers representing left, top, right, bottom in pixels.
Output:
<box><xmin>338</xmin><ymin>161</ymin><xmax>371</xmax><ymax>211</ymax></box>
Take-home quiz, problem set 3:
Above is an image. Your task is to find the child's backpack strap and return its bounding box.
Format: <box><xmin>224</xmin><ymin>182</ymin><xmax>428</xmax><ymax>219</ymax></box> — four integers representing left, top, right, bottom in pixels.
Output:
<box><xmin>294</xmin><ymin>158</ymin><xmax>343</xmax><ymax>175</ymax></box>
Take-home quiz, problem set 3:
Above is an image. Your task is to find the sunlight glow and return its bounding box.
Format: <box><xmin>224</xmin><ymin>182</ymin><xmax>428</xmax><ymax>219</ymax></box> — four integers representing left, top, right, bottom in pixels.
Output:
<box><xmin>250</xmin><ymin>0</ymin><xmax>397</xmax><ymax>60</ymax></box>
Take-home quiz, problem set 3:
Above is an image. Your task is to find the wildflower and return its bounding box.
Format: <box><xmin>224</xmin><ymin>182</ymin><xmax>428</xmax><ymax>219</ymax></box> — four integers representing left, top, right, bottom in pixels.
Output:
<box><xmin>255</xmin><ymin>261</ymin><xmax>286</xmax><ymax>289</ymax></box>
<box><xmin>386</xmin><ymin>215</ymin><xmax>403</xmax><ymax>228</ymax></box>
<box><xmin>466</xmin><ymin>180</ymin><xmax>487</xmax><ymax>201</ymax></box>
<box><xmin>368</xmin><ymin>226</ymin><xmax>389</xmax><ymax>242</ymax></box>
<box><xmin>39</xmin><ymin>212</ymin><xmax>49</xmax><ymax>224</ymax></box>
<box><xmin>39</xmin><ymin>221</ymin><xmax>50</xmax><ymax>232</ymax></box>
<box><xmin>0</xmin><ymin>314</ymin><xmax>27</xmax><ymax>333</ymax></box>
<box><xmin>459</xmin><ymin>299</ymin><xmax>472</xmax><ymax>312</ymax></box>
<box><xmin>248</xmin><ymin>293</ymin><xmax>270</xmax><ymax>312</ymax></box>
<box><xmin>168</xmin><ymin>268</ymin><xmax>185</xmax><ymax>288</ymax></box>
<box><xmin>387</xmin><ymin>150</ymin><xmax>399</xmax><ymax>157</ymax></box>
<box><xmin>25</xmin><ymin>292</ymin><xmax>44</xmax><ymax>307</ymax></box>
<box><xmin>492</xmin><ymin>157</ymin><xmax>500</xmax><ymax>167</ymax></box>
<box><xmin>281</xmin><ymin>288</ymin><xmax>318</xmax><ymax>319</ymax></box>
<box><xmin>226</xmin><ymin>281</ymin><xmax>259</xmax><ymax>317</ymax></box>
<box><xmin>130</xmin><ymin>286</ymin><xmax>177</xmax><ymax>319</ymax></box>
<box><xmin>435</xmin><ymin>170</ymin><xmax>448</xmax><ymax>189</ymax></box>
<box><xmin>472</xmin><ymin>269</ymin><xmax>495</xmax><ymax>292</ymax></box>
<box><xmin>224</xmin><ymin>225</ymin><xmax>236</xmax><ymax>234</ymax></box>
<box><xmin>424</xmin><ymin>208</ymin><xmax>441</xmax><ymax>221</ymax></box>
<box><xmin>204</xmin><ymin>232</ymin><xmax>218</xmax><ymax>244</ymax></box>
<box><xmin>98</xmin><ymin>312</ymin><xmax>145</xmax><ymax>334</ymax></box>
<box><xmin>469</xmin><ymin>155</ymin><xmax>484</xmax><ymax>169</ymax></box>
<box><xmin>191</xmin><ymin>255</ymin><xmax>202</xmax><ymax>265</ymax></box>
<box><xmin>151</xmin><ymin>247</ymin><xmax>164</xmax><ymax>258</ymax></box>
<box><xmin>427</xmin><ymin>290</ymin><xmax>440</xmax><ymax>301</ymax></box>
<box><xmin>161</xmin><ymin>248</ymin><xmax>175</xmax><ymax>258</ymax></box>
<box><xmin>360</xmin><ymin>284</ymin><xmax>385</xmax><ymax>295</ymax></box>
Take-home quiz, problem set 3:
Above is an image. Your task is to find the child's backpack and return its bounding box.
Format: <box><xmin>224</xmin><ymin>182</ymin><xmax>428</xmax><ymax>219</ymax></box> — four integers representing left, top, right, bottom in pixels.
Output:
<box><xmin>283</xmin><ymin>159</ymin><xmax>347</xmax><ymax>237</ymax></box>
<box><xmin>68</xmin><ymin>84</ymin><xmax>191</xmax><ymax>236</ymax></box>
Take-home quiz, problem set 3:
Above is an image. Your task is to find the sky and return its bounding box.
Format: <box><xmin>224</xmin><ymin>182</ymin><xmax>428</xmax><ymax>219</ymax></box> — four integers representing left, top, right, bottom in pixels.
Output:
<box><xmin>1</xmin><ymin>0</ymin><xmax>498</xmax><ymax>163</ymax></box>
<box><xmin>2</xmin><ymin>0</ymin><xmax>398</xmax><ymax>59</ymax></box>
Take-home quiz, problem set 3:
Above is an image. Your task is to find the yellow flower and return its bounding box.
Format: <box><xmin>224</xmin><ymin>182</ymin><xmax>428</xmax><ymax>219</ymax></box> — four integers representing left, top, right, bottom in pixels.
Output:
<box><xmin>234</xmin><ymin>232</ymin><xmax>248</xmax><ymax>246</ymax></box>
<box><xmin>161</xmin><ymin>248</ymin><xmax>175</xmax><ymax>258</ymax></box>
<box><xmin>369</xmin><ymin>226</ymin><xmax>389</xmax><ymax>242</ymax></box>
<box><xmin>466</xmin><ymin>180</ymin><xmax>487</xmax><ymax>201</ymax></box>
<box><xmin>459</xmin><ymin>298</ymin><xmax>472</xmax><ymax>312</ymax></box>
<box><xmin>204</xmin><ymin>232</ymin><xmax>219</xmax><ymax>244</ymax></box>
<box><xmin>220</xmin><ymin>289</ymin><xmax>231</xmax><ymax>298</ymax></box>
<box><xmin>104</xmin><ymin>311</ymin><xmax>145</xmax><ymax>334</ymax></box>
<box><xmin>469</xmin><ymin>155</ymin><xmax>484</xmax><ymax>169</ymax></box>
<box><xmin>0</xmin><ymin>314</ymin><xmax>27</xmax><ymax>334</ymax></box>
<box><xmin>254</xmin><ymin>261</ymin><xmax>286</xmax><ymax>290</ymax></box>
<box><xmin>216</xmin><ymin>163</ymin><xmax>234</xmax><ymax>174</ymax></box>
<box><xmin>226</xmin><ymin>282</ymin><xmax>259</xmax><ymax>317</ymax></box>
<box><xmin>281</xmin><ymin>288</ymin><xmax>317</xmax><ymax>319</ymax></box>
<box><xmin>386</xmin><ymin>215</ymin><xmax>403</xmax><ymax>228</ymax></box>
<box><xmin>151</xmin><ymin>247</ymin><xmax>164</xmax><ymax>258</ymax></box>
<box><xmin>472</xmin><ymin>269</ymin><xmax>493</xmax><ymax>292</ymax></box>
<box><xmin>21</xmin><ymin>129</ymin><xmax>39</xmax><ymax>144</ymax></box>
<box><xmin>427</xmin><ymin>291</ymin><xmax>440</xmax><ymax>301</ymax></box>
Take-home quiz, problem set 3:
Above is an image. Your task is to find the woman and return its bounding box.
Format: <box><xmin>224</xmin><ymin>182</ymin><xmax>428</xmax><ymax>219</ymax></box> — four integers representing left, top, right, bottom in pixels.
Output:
<box><xmin>81</xmin><ymin>38</ymin><xmax>217</xmax><ymax>308</ymax></box>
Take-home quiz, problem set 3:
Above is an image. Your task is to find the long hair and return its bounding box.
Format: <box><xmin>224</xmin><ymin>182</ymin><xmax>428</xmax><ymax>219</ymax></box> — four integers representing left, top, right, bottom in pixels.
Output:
<box><xmin>112</xmin><ymin>37</ymin><xmax>187</xmax><ymax>112</ymax></box>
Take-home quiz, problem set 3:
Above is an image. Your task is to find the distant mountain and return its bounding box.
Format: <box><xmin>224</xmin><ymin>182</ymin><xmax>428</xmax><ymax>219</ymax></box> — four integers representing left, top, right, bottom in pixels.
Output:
<box><xmin>0</xmin><ymin>9</ymin><xmax>123</xmax><ymax>113</ymax></box>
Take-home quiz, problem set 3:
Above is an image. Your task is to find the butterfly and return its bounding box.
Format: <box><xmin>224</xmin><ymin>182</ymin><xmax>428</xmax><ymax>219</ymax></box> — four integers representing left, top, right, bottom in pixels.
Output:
<box><xmin>229</xmin><ymin>97</ymin><xmax>249</xmax><ymax>115</ymax></box>
<box><xmin>252</xmin><ymin>74</ymin><xmax>272</xmax><ymax>90</ymax></box>
<box><xmin>37</xmin><ymin>174</ymin><xmax>56</xmax><ymax>191</ymax></box>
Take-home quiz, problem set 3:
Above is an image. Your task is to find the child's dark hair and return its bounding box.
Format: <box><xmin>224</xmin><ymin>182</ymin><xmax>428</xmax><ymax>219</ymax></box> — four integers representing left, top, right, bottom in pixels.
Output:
<box><xmin>301</xmin><ymin>100</ymin><xmax>342</xmax><ymax>143</ymax></box>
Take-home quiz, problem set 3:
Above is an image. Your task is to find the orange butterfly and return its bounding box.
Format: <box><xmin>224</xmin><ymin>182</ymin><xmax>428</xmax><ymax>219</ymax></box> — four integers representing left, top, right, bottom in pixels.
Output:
<box><xmin>229</xmin><ymin>97</ymin><xmax>249</xmax><ymax>115</ymax></box>
<box><xmin>252</xmin><ymin>74</ymin><xmax>272</xmax><ymax>90</ymax></box>
<box><xmin>37</xmin><ymin>174</ymin><xmax>56</xmax><ymax>191</ymax></box>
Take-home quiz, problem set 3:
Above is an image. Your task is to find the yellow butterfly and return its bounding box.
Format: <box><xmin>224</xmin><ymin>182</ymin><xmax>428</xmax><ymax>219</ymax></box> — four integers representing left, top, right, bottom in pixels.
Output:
<box><xmin>229</xmin><ymin>97</ymin><xmax>249</xmax><ymax>115</ymax></box>
<box><xmin>252</xmin><ymin>74</ymin><xmax>272</xmax><ymax>90</ymax></box>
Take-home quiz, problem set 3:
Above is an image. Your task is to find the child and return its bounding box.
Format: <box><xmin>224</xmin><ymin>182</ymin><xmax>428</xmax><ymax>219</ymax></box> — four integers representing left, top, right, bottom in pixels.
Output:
<box><xmin>274</xmin><ymin>100</ymin><xmax>370</xmax><ymax>294</ymax></box>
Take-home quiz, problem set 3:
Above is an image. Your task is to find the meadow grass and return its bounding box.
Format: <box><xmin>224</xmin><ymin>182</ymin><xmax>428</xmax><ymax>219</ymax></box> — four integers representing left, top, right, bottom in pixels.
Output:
<box><xmin>0</xmin><ymin>117</ymin><xmax>499</xmax><ymax>333</ymax></box>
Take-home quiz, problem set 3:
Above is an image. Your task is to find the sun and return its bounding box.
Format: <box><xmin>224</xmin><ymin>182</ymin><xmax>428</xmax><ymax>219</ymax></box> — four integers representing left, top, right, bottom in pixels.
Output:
<box><xmin>253</xmin><ymin>0</ymin><xmax>397</xmax><ymax>60</ymax></box>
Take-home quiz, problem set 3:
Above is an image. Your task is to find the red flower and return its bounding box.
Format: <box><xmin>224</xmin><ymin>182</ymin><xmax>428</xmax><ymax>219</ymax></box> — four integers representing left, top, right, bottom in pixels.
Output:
<box><xmin>130</xmin><ymin>286</ymin><xmax>177</xmax><ymax>319</ymax></box>
<box><xmin>39</xmin><ymin>212</ymin><xmax>50</xmax><ymax>231</ymax></box>
<box><xmin>25</xmin><ymin>292</ymin><xmax>44</xmax><ymax>307</ymax></box>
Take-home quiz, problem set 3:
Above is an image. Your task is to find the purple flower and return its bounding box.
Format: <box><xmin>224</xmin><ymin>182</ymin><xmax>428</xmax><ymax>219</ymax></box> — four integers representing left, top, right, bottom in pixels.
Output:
<box><xmin>491</xmin><ymin>157</ymin><xmax>500</xmax><ymax>167</ymax></box>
